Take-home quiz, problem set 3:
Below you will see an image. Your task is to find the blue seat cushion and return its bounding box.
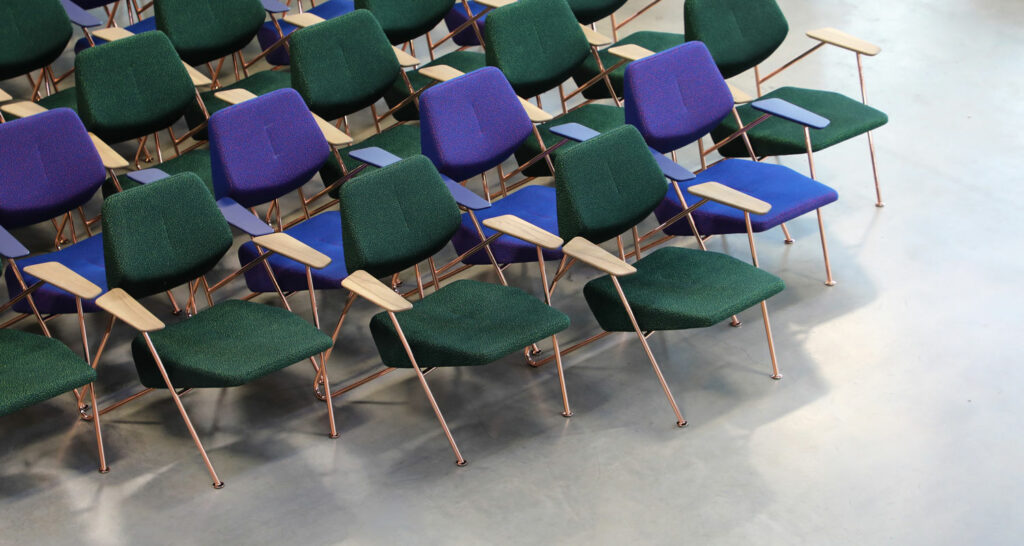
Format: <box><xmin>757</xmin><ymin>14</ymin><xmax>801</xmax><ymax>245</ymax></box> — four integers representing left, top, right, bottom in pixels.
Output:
<box><xmin>653</xmin><ymin>159</ymin><xmax>838</xmax><ymax>236</ymax></box>
<box><xmin>6</xmin><ymin>234</ymin><xmax>106</xmax><ymax>314</ymax></box>
<box><xmin>450</xmin><ymin>185</ymin><xmax>562</xmax><ymax>265</ymax></box>
<box><xmin>443</xmin><ymin>0</ymin><xmax>487</xmax><ymax>46</ymax></box>
<box><xmin>237</xmin><ymin>211</ymin><xmax>348</xmax><ymax>293</ymax></box>
<box><xmin>256</xmin><ymin>0</ymin><xmax>355</xmax><ymax>66</ymax></box>
<box><xmin>74</xmin><ymin>17</ymin><xmax>156</xmax><ymax>53</ymax></box>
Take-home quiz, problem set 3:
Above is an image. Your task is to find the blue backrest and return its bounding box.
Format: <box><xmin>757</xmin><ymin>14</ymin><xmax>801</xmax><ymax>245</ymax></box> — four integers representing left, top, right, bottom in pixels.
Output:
<box><xmin>0</xmin><ymin>108</ymin><xmax>106</xmax><ymax>229</ymax></box>
<box><xmin>208</xmin><ymin>88</ymin><xmax>330</xmax><ymax>208</ymax></box>
<box><xmin>623</xmin><ymin>42</ymin><xmax>734</xmax><ymax>154</ymax></box>
<box><xmin>419</xmin><ymin>66</ymin><xmax>533</xmax><ymax>181</ymax></box>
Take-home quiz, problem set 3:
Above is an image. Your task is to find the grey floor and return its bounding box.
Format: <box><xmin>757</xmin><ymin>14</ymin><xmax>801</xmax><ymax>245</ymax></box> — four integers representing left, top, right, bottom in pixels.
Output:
<box><xmin>2</xmin><ymin>0</ymin><xmax>1022</xmax><ymax>543</ymax></box>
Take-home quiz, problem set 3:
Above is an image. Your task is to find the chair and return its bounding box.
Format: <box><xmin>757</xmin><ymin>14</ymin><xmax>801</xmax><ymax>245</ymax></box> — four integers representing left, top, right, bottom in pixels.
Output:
<box><xmin>549</xmin><ymin>125</ymin><xmax>786</xmax><ymax>425</ymax></box>
<box><xmin>93</xmin><ymin>172</ymin><xmax>337</xmax><ymax>488</ymax></box>
<box><xmin>624</xmin><ymin>42</ymin><xmax>840</xmax><ymax>285</ymax></box>
<box><xmin>685</xmin><ymin>0</ymin><xmax>889</xmax><ymax>207</ymax></box>
<box><xmin>255</xmin><ymin>0</ymin><xmax>356</xmax><ymax>67</ymax></box>
<box><xmin>336</xmin><ymin>154</ymin><xmax>572</xmax><ymax>465</ymax></box>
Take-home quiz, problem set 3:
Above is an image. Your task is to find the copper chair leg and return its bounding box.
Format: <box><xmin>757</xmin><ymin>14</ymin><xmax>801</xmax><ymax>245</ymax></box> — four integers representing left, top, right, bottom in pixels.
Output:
<box><xmin>87</xmin><ymin>384</ymin><xmax>109</xmax><ymax>473</ymax></box>
<box><xmin>551</xmin><ymin>335</ymin><xmax>572</xmax><ymax>417</ymax></box>
<box><xmin>319</xmin><ymin>353</ymin><xmax>338</xmax><ymax>438</ymax></box>
<box><xmin>759</xmin><ymin>301</ymin><xmax>782</xmax><ymax>380</ymax></box>
<box><xmin>816</xmin><ymin>208</ymin><xmax>836</xmax><ymax>286</ymax></box>
<box><xmin>780</xmin><ymin>222</ymin><xmax>794</xmax><ymax>244</ymax></box>
<box><xmin>867</xmin><ymin>130</ymin><xmax>884</xmax><ymax>207</ymax></box>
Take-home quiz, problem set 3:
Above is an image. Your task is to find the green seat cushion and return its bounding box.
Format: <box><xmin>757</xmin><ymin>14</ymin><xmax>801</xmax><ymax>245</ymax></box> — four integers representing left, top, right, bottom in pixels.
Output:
<box><xmin>319</xmin><ymin>123</ymin><xmax>422</xmax><ymax>197</ymax></box>
<box><xmin>369</xmin><ymin>279</ymin><xmax>570</xmax><ymax>368</ymax></box>
<box><xmin>567</xmin><ymin>0</ymin><xmax>626</xmax><ymax>25</ymax></box>
<box><xmin>130</xmin><ymin>299</ymin><xmax>332</xmax><ymax>388</ymax></box>
<box><xmin>583</xmin><ymin>247</ymin><xmax>784</xmax><ymax>332</ymax></box>
<box><xmin>156</xmin><ymin>0</ymin><xmax>266</xmax><ymax>66</ymax></box>
<box><xmin>356</xmin><ymin>0</ymin><xmax>454</xmax><ymax>45</ymax></box>
<box><xmin>0</xmin><ymin>0</ymin><xmax>72</xmax><ymax>81</ymax></box>
<box><xmin>572</xmin><ymin>31</ymin><xmax>685</xmax><ymax>100</ymax></box>
<box><xmin>711</xmin><ymin>86</ymin><xmax>888</xmax><ymax>157</ymax></box>
<box><xmin>0</xmin><ymin>329</ymin><xmax>96</xmax><ymax>416</ymax></box>
<box><xmin>185</xmin><ymin>70</ymin><xmax>293</xmax><ymax>141</ymax></box>
<box><xmin>102</xmin><ymin>149</ymin><xmax>214</xmax><ymax>198</ymax></box>
<box><xmin>385</xmin><ymin>50</ymin><xmax>485</xmax><ymax>122</ymax></box>
<box><xmin>516</xmin><ymin>103</ymin><xmax>624</xmax><ymax>177</ymax></box>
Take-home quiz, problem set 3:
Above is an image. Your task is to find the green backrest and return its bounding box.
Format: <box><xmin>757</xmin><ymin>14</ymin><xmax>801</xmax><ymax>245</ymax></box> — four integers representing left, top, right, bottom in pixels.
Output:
<box><xmin>0</xmin><ymin>0</ymin><xmax>72</xmax><ymax>81</ymax></box>
<box><xmin>75</xmin><ymin>31</ymin><xmax>196</xmax><ymax>143</ymax></box>
<box><xmin>684</xmin><ymin>0</ymin><xmax>789</xmax><ymax>79</ymax></box>
<box><xmin>339</xmin><ymin>155</ymin><xmax>460</xmax><ymax>278</ymax></box>
<box><xmin>155</xmin><ymin>0</ymin><xmax>267</xmax><ymax>66</ymax></box>
<box><xmin>485</xmin><ymin>0</ymin><xmax>590</xmax><ymax>99</ymax></box>
<box><xmin>101</xmin><ymin>173</ymin><xmax>233</xmax><ymax>298</ymax></box>
<box><xmin>355</xmin><ymin>0</ymin><xmax>455</xmax><ymax>45</ymax></box>
<box><xmin>290</xmin><ymin>9</ymin><xmax>401</xmax><ymax>121</ymax></box>
<box><xmin>554</xmin><ymin>125</ymin><xmax>666</xmax><ymax>244</ymax></box>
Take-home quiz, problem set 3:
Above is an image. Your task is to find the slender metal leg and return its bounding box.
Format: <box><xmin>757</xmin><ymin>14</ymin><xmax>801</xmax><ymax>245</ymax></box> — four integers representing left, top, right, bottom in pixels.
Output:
<box><xmin>551</xmin><ymin>335</ymin><xmax>572</xmax><ymax>417</ymax></box>
<box><xmin>816</xmin><ymin>208</ymin><xmax>836</xmax><ymax>286</ymax></box>
<box><xmin>388</xmin><ymin>312</ymin><xmax>467</xmax><ymax>466</ymax></box>
<box><xmin>319</xmin><ymin>353</ymin><xmax>338</xmax><ymax>439</ymax></box>
<box><xmin>88</xmin><ymin>384</ymin><xmax>109</xmax><ymax>473</ymax></box>
<box><xmin>867</xmin><ymin>131</ymin><xmax>884</xmax><ymax>207</ymax></box>
<box><xmin>780</xmin><ymin>222</ymin><xmax>794</xmax><ymax>244</ymax></box>
<box><xmin>760</xmin><ymin>301</ymin><xmax>782</xmax><ymax>380</ymax></box>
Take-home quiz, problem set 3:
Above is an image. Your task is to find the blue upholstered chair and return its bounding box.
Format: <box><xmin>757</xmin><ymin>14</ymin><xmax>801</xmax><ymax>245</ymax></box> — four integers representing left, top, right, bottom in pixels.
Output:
<box><xmin>625</xmin><ymin>43</ymin><xmax>841</xmax><ymax>285</ymax></box>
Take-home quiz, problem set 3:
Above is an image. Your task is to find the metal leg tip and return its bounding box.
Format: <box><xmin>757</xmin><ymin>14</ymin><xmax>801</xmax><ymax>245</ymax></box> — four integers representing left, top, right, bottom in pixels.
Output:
<box><xmin>825</xmin><ymin>280</ymin><xmax>837</xmax><ymax>287</ymax></box>
<box><xmin>561</xmin><ymin>411</ymin><xmax>574</xmax><ymax>418</ymax></box>
<box><xmin>875</xmin><ymin>202</ymin><xmax>885</xmax><ymax>208</ymax></box>
<box><xmin>676</xmin><ymin>420</ymin><xmax>687</xmax><ymax>428</ymax></box>
<box><xmin>784</xmin><ymin>238</ymin><xmax>794</xmax><ymax>245</ymax></box>
<box><xmin>98</xmin><ymin>467</ymin><xmax>110</xmax><ymax>474</ymax></box>
<box><xmin>771</xmin><ymin>373</ymin><xmax>783</xmax><ymax>380</ymax></box>
<box><xmin>729</xmin><ymin>321</ymin><xmax>742</xmax><ymax>328</ymax></box>
<box><xmin>329</xmin><ymin>432</ymin><xmax>340</xmax><ymax>439</ymax></box>
<box><xmin>455</xmin><ymin>459</ymin><xmax>468</xmax><ymax>467</ymax></box>
<box><xmin>171</xmin><ymin>309</ymin><xmax>182</xmax><ymax>316</ymax></box>
<box><xmin>213</xmin><ymin>481</ymin><xmax>225</xmax><ymax>489</ymax></box>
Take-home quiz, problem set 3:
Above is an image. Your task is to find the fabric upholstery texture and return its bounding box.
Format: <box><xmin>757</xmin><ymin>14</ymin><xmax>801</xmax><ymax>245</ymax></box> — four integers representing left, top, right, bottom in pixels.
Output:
<box><xmin>256</xmin><ymin>0</ymin><xmax>355</xmax><ymax>66</ymax></box>
<box><xmin>369</xmin><ymin>279</ymin><xmax>569</xmax><ymax>368</ymax></box>
<box><xmin>516</xmin><ymin>103</ymin><xmax>625</xmax><ymax>177</ymax></box>
<box><xmin>209</xmin><ymin>88</ymin><xmax>329</xmax><ymax>207</ymax></box>
<box><xmin>155</xmin><ymin>0</ymin><xmax>266</xmax><ymax>66</ymax></box>
<box><xmin>385</xmin><ymin>50</ymin><xmax>486</xmax><ymax>122</ymax></box>
<box><xmin>75</xmin><ymin>31</ymin><xmax>196</xmax><ymax>143</ymax></box>
<box><xmin>290</xmin><ymin>9</ymin><xmax>400</xmax><ymax>121</ymax></box>
<box><xmin>443</xmin><ymin>1</ymin><xmax>487</xmax><ymax>47</ymax></box>
<box><xmin>711</xmin><ymin>87</ymin><xmax>889</xmax><ymax>157</ymax></box>
<box><xmin>683</xmin><ymin>0</ymin><xmax>789</xmax><ymax>79</ymax></box>
<box><xmin>130</xmin><ymin>299</ymin><xmax>332</xmax><ymax>388</ymax></box>
<box><xmin>450</xmin><ymin>185</ymin><xmax>563</xmax><ymax>265</ymax></box>
<box><xmin>567</xmin><ymin>0</ymin><xmax>626</xmax><ymax>24</ymax></box>
<box><xmin>583</xmin><ymin>247</ymin><xmax>784</xmax><ymax>332</ymax></box>
<box><xmin>74</xmin><ymin>16</ymin><xmax>156</xmax><ymax>53</ymax></box>
<box><xmin>355</xmin><ymin>0</ymin><xmax>454</xmax><ymax>44</ymax></box>
<box><xmin>0</xmin><ymin>0</ymin><xmax>72</xmax><ymax>80</ymax></box>
<box><xmin>419</xmin><ymin>67</ymin><xmax>533</xmax><ymax>181</ymax></box>
<box><xmin>184</xmin><ymin>63</ymin><xmax>293</xmax><ymax>141</ymax></box>
<box><xmin>36</xmin><ymin>88</ymin><xmax>80</xmax><ymax>114</ymax></box>
<box><xmin>101</xmin><ymin>173</ymin><xmax>232</xmax><ymax>298</ymax></box>
<box><xmin>318</xmin><ymin>124</ymin><xmax>422</xmax><ymax>197</ymax></box>
<box><xmin>0</xmin><ymin>329</ymin><xmax>96</xmax><ymax>416</ymax></box>
<box><xmin>573</xmin><ymin>31</ymin><xmax>686</xmax><ymax>100</ymax></box>
<box><xmin>339</xmin><ymin>156</ymin><xmax>460</xmax><ymax>278</ymax></box>
<box><xmin>102</xmin><ymin>149</ymin><xmax>214</xmax><ymax>197</ymax></box>
<box><xmin>7</xmin><ymin>235</ymin><xmax>107</xmax><ymax>315</ymax></box>
<box><xmin>238</xmin><ymin>211</ymin><xmax>348</xmax><ymax>293</ymax></box>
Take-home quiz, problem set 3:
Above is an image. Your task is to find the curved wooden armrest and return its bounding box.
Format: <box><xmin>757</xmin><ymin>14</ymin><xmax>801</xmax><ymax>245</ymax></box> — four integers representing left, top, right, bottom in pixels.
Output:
<box><xmin>214</xmin><ymin>88</ymin><xmax>258</xmax><ymax>104</ymax></box>
<box><xmin>562</xmin><ymin>237</ymin><xmax>636</xmax><ymax>276</ymax></box>
<box><xmin>1</xmin><ymin>101</ymin><xmax>48</xmax><ymax>118</ymax></box>
<box><xmin>0</xmin><ymin>88</ymin><xmax>11</xmax><ymax>102</ymax></box>
<box><xmin>581</xmin><ymin>25</ymin><xmax>612</xmax><ymax>47</ymax></box>
<box><xmin>474</xmin><ymin>0</ymin><xmax>515</xmax><ymax>8</ymax></box>
<box><xmin>519</xmin><ymin>97</ymin><xmax>553</xmax><ymax>122</ymax></box>
<box><xmin>182</xmin><ymin>63</ymin><xmax>212</xmax><ymax>87</ymax></box>
<box><xmin>252</xmin><ymin>232</ymin><xmax>331</xmax><ymax>269</ymax></box>
<box><xmin>89</xmin><ymin>133</ymin><xmax>129</xmax><ymax>169</ymax></box>
<box><xmin>688</xmin><ymin>182</ymin><xmax>771</xmax><ymax>215</ymax></box>
<box><xmin>806</xmin><ymin>28</ymin><xmax>880</xmax><ymax>56</ymax></box>
<box><xmin>728</xmin><ymin>83</ymin><xmax>754</xmax><ymax>104</ymax></box>
<box><xmin>418</xmin><ymin>64</ymin><xmax>464</xmax><ymax>82</ymax></box>
<box><xmin>483</xmin><ymin>215</ymin><xmax>563</xmax><ymax>249</ymax></box>
<box><xmin>96</xmin><ymin>288</ymin><xmax>165</xmax><ymax>332</ymax></box>
<box><xmin>341</xmin><ymin>270</ymin><xmax>413</xmax><ymax>312</ymax></box>
<box><xmin>608</xmin><ymin>44</ymin><xmax>655</xmax><ymax>61</ymax></box>
<box><xmin>22</xmin><ymin>262</ymin><xmax>102</xmax><ymax>299</ymax></box>
<box><xmin>92</xmin><ymin>27</ymin><xmax>134</xmax><ymax>42</ymax></box>
<box><xmin>392</xmin><ymin>46</ymin><xmax>421</xmax><ymax>67</ymax></box>
<box><xmin>284</xmin><ymin>12</ymin><xmax>326</xmax><ymax>28</ymax></box>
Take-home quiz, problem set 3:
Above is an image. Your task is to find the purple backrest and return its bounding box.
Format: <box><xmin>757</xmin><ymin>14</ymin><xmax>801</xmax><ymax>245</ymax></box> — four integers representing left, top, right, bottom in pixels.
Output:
<box><xmin>0</xmin><ymin>108</ymin><xmax>106</xmax><ymax>229</ymax></box>
<box><xmin>208</xmin><ymin>88</ymin><xmax>331</xmax><ymax>208</ymax></box>
<box><xmin>623</xmin><ymin>42</ymin><xmax>734</xmax><ymax>154</ymax></box>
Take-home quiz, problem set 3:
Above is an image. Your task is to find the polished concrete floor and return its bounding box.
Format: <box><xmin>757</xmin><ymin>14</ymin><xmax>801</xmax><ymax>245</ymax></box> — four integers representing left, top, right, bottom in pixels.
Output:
<box><xmin>2</xmin><ymin>0</ymin><xmax>1022</xmax><ymax>543</ymax></box>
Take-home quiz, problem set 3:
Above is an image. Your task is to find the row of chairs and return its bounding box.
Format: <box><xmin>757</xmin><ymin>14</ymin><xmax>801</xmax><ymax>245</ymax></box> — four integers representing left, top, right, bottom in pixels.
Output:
<box><xmin>0</xmin><ymin>0</ymin><xmax>887</xmax><ymax>488</ymax></box>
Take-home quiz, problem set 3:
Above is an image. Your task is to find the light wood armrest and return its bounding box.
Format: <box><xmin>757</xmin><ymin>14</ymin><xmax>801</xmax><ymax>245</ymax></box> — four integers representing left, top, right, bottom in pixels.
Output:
<box><xmin>392</xmin><ymin>46</ymin><xmax>420</xmax><ymax>67</ymax></box>
<box><xmin>88</xmin><ymin>133</ymin><xmax>129</xmax><ymax>169</ymax></box>
<box><xmin>92</xmin><ymin>27</ymin><xmax>134</xmax><ymax>42</ymax></box>
<box><xmin>418</xmin><ymin>64</ymin><xmax>464</xmax><ymax>82</ymax></box>
<box><xmin>283</xmin><ymin>12</ymin><xmax>325</xmax><ymax>28</ymax></box>
<box><xmin>0</xmin><ymin>88</ymin><xmax>11</xmax><ymax>102</ymax></box>
<box><xmin>688</xmin><ymin>182</ymin><xmax>771</xmax><ymax>215</ymax></box>
<box><xmin>214</xmin><ymin>88</ymin><xmax>258</xmax><ymax>104</ymax></box>
<box><xmin>95</xmin><ymin>288</ymin><xmax>165</xmax><ymax>332</ymax></box>
<box><xmin>341</xmin><ymin>270</ymin><xmax>413</xmax><ymax>312</ymax></box>
<box><xmin>580</xmin><ymin>25</ymin><xmax>612</xmax><ymax>47</ymax></box>
<box><xmin>474</xmin><ymin>0</ymin><xmax>515</xmax><ymax>8</ymax></box>
<box><xmin>216</xmin><ymin>89</ymin><xmax>351</xmax><ymax>145</ymax></box>
<box><xmin>252</xmin><ymin>232</ymin><xmax>331</xmax><ymax>269</ymax></box>
<box><xmin>22</xmin><ymin>262</ymin><xmax>102</xmax><ymax>299</ymax></box>
<box><xmin>182</xmin><ymin>63</ymin><xmax>212</xmax><ymax>87</ymax></box>
<box><xmin>608</xmin><ymin>44</ymin><xmax>655</xmax><ymax>61</ymax></box>
<box><xmin>518</xmin><ymin>97</ymin><xmax>553</xmax><ymax>123</ymax></box>
<box><xmin>562</xmin><ymin>237</ymin><xmax>636</xmax><ymax>276</ymax></box>
<box><xmin>482</xmin><ymin>214</ymin><xmax>563</xmax><ymax>249</ymax></box>
<box><xmin>1</xmin><ymin>101</ymin><xmax>48</xmax><ymax>118</ymax></box>
<box><xmin>728</xmin><ymin>83</ymin><xmax>754</xmax><ymax>104</ymax></box>
<box><xmin>806</xmin><ymin>27</ymin><xmax>880</xmax><ymax>56</ymax></box>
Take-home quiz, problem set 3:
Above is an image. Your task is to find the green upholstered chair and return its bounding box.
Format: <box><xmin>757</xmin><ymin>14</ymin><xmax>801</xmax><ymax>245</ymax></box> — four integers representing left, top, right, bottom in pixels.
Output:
<box><xmin>337</xmin><ymin>154</ymin><xmax>572</xmax><ymax>466</ymax></box>
<box><xmin>685</xmin><ymin>0</ymin><xmax>889</xmax><ymax>207</ymax></box>
<box><xmin>549</xmin><ymin>125</ymin><xmax>786</xmax><ymax>425</ymax></box>
<box><xmin>572</xmin><ymin>30</ymin><xmax>686</xmax><ymax>101</ymax></box>
<box><xmin>93</xmin><ymin>172</ymin><xmax>337</xmax><ymax>488</ymax></box>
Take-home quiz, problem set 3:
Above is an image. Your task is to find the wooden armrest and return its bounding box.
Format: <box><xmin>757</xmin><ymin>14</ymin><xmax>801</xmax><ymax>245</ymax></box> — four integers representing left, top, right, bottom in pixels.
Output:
<box><xmin>252</xmin><ymin>232</ymin><xmax>331</xmax><ymax>269</ymax></box>
<box><xmin>581</xmin><ymin>25</ymin><xmax>612</xmax><ymax>47</ymax></box>
<box><xmin>562</xmin><ymin>237</ymin><xmax>636</xmax><ymax>276</ymax></box>
<box><xmin>482</xmin><ymin>214</ymin><xmax>563</xmax><ymax>249</ymax></box>
<box><xmin>22</xmin><ymin>262</ymin><xmax>102</xmax><ymax>299</ymax></box>
<box><xmin>283</xmin><ymin>12</ymin><xmax>326</xmax><ymax>28</ymax></box>
<box><xmin>418</xmin><ymin>64</ymin><xmax>464</xmax><ymax>82</ymax></box>
<box><xmin>215</xmin><ymin>89</ymin><xmax>351</xmax><ymax>145</ymax></box>
<box><xmin>806</xmin><ymin>27</ymin><xmax>880</xmax><ymax>56</ymax></box>
<box><xmin>474</xmin><ymin>0</ymin><xmax>515</xmax><ymax>8</ymax></box>
<box><xmin>1</xmin><ymin>101</ymin><xmax>48</xmax><ymax>118</ymax></box>
<box><xmin>89</xmin><ymin>133</ymin><xmax>129</xmax><ymax>169</ymax></box>
<box><xmin>688</xmin><ymin>182</ymin><xmax>771</xmax><ymax>215</ymax></box>
<box><xmin>92</xmin><ymin>27</ymin><xmax>134</xmax><ymax>42</ymax></box>
<box><xmin>182</xmin><ymin>63</ymin><xmax>212</xmax><ymax>87</ymax></box>
<box><xmin>392</xmin><ymin>46</ymin><xmax>420</xmax><ymax>67</ymax></box>
<box><xmin>608</xmin><ymin>44</ymin><xmax>655</xmax><ymax>61</ymax></box>
<box><xmin>95</xmin><ymin>288</ymin><xmax>165</xmax><ymax>332</ymax></box>
<box><xmin>518</xmin><ymin>97</ymin><xmax>553</xmax><ymax>123</ymax></box>
<box><xmin>728</xmin><ymin>83</ymin><xmax>754</xmax><ymax>104</ymax></box>
<box><xmin>341</xmin><ymin>270</ymin><xmax>413</xmax><ymax>312</ymax></box>
<box><xmin>0</xmin><ymin>88</ymin><xmax>11</xmax><ymax>102</ymax></box>
<box><xmin>214</xmin><ymin>88</ymin><xmax>258</xmax><ymax>105</ymax></box>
